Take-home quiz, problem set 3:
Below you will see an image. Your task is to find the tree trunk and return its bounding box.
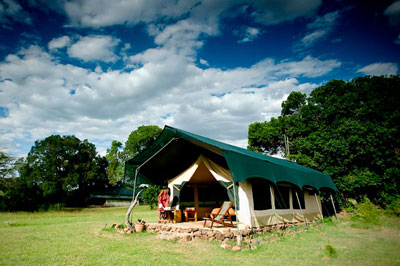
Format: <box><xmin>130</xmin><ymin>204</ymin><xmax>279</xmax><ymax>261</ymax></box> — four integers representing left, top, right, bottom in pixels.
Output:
<box><xmin>125</xmin><ymin>190</ymin><xmax>143</xmax><ymax>230</ymax></box>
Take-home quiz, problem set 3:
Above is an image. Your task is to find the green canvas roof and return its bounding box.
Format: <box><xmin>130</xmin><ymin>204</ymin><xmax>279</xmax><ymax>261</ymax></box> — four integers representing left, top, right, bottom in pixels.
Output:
<box><xmin>124</xmin><ymin>125</ymin><xmax>337</xmax><ymax>191</ymax></box>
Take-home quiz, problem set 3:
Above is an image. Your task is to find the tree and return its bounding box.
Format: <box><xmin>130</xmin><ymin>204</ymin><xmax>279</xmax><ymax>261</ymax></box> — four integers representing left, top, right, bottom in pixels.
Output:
<box><xmin>142</xmin><ymin>185</ymin><xmax>162</xmax><ymax>210</ymax></box>
<box><xmin>281</xmin><ymin>91</ymin><xmax>306</xmax><ymax>116</ymax></box>
<box><xmin>105</xmin><ymin>141</ymin><xmax>125</xmax><ymax>185</ymax></box>
<box><xmin>248</xmin><ymin>75</ymin><xmax>400</xmax><ymax>206</ymax></box>
<box><xmin>105</xmin><ymin>125</ymin><xmax>162</xmax><ymax>185</ymax></box>
<box><xmin>20</xmin><ymin>135</ymin><xmax>108</xmax><ymax>208</ymax></box>
<box><xmin>124</xmin><ymin>125</ymin><xmax>162</xmax><ymax>158</ymax></box>
<box><xmin>0</xmin><ymin>151</ymin><xmax>22</xmax><ymax>178</ymax></box>
<box><xmin>0</xmin><ymin>151</ymin><xmax>28</xmax><ymax>211</ymax></box>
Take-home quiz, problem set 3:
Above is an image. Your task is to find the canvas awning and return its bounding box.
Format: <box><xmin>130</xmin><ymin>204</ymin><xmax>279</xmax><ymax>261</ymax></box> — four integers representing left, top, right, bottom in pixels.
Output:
<box><xmin>124</xmin><ymin>125</ymin><xmax>337</xmax><ymax>191</ymax></box>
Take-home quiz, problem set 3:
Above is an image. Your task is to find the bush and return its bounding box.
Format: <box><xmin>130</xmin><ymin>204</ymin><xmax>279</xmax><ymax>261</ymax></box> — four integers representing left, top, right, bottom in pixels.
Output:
<box><xmin>386</xmin><ymin>198</ymin><xmax>400</xmax><ymax>217</ymax></box>
<box><xmin>350</xmin><ymin>197</ymin><xmax>381</xmax><ymax>227</ymax></box>
<box><xmin>141</xmin><ymin>185</ymin><xmax>162</xmax><ymax>210</ymax></box>
<box><xmin>325</xmin><ymin>244</ymin><xmax>337</xmax><ymax>258</ymax></box>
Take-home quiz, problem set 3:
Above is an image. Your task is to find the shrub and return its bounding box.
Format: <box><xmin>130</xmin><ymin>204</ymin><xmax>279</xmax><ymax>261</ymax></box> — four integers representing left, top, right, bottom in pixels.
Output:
<box><xmin>325</xmin><ymin>244</ymin><xmax>337</xmax><ymax>257</ymax></box>
<box><xmin>386</xmin><ymin>198</ymin><xmax>400</xmax><ymax>217</ymax></box>
<box><xmin>351</xmin><ymin>197</ymin><xmax>381</xmax><ymax>227</ymax></box>
<box><xmin>141</xmin><ymin>185</ymin><xmax>162</xmax><ymax>210</ymax></box>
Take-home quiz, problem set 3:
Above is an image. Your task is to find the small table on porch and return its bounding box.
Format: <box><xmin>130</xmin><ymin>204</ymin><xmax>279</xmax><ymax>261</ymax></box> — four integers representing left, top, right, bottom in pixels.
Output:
<box><xmin>183</xmin><ymin>209</ymin><xmax>197</xmax><ymax>222</ymax></box>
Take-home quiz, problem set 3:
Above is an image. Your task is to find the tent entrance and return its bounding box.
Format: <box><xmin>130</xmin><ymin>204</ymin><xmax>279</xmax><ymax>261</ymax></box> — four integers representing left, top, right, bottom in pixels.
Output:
<box><xmin>168</xmin><ymin>155</ymin><xmax>233</xmax><ymax>219</ymax></box>
<box><xmin>179</xmin><ymin>182</ymin><xmax>230</xmax><ymax>219</ymax></box>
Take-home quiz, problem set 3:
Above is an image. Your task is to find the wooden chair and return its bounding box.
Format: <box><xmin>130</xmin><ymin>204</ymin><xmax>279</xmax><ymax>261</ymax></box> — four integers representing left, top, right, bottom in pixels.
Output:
<box><xmin>203</xmin><ymin>201</ymin><xmax>235</xmax><ymax>228</ymax></box>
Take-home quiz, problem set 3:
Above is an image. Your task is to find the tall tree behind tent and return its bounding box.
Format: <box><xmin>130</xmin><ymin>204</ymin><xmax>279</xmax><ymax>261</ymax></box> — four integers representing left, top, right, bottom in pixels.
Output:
<box><xmin>105</xmin><ymin>125</ymin><xmax>162</xmax><ymax>185</ymax></box>
<box><xmin>248</xmin><ymin>75</ymin><xmax>400</xmax><ymax>206</ymax></box>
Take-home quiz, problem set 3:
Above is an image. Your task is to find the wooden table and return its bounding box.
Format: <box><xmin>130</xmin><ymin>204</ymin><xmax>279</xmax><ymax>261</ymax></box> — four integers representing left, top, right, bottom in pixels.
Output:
<box><xmin>158</xmin><ymin>210</ymin><xmax>172</xmax><ymax>223</ymax></box>
<box><xmin>183</xmin><ymin>209</ymin><xmax>197</xmax><ymax>222</ymax></box>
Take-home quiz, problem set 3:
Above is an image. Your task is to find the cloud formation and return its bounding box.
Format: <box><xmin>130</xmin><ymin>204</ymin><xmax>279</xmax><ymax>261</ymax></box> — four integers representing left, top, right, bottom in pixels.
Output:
<box><xmin>297</xmin><ymin>11</ymin><xmax>340</xmax><ymax>49</ymax></box>
<box><xmin>48</xmin><ymin>36</ymin><xmax>71</xmax><ymax>50</ymax></box>
<box><xmin>251</xmin><ymin>0</ymin><xmax>321</xmax><ymax>25</ymax></box>
<box><xmin>357</xmin><ymin>62</ymin><xmax>398</xmax><ymax>76</ymax></box>
<box><xmin>0</xmin><ymin>0</ymin><xmax>31</xmax><ymax>25</ymax></box>
<box><xmin>237</xmin><ymin>27</ymin><xmax>261</xmax><ymax>43</ymax></box>
<box><xmin>64</xmin><ymin>0</ymin><xmax>197</xmax><ymax>27</ymax></box>
<box><xmin>0</xmin><ymin>0</ymin><xmax>352</xmax><ymax>157</ymax></box>
<box><xmin>67</xmin><ymin>35</ymin><xmax>120</xmax><ymax>62</ymax></box>
<box><xmin>0</xmin><ymin>42</ymin><xmax>339</xmax><ymax>155</ymax></box>
<box><xmin>384</xmin><ymin>0</ymin><xmax>400</xmax><ymax>25</ymax></box>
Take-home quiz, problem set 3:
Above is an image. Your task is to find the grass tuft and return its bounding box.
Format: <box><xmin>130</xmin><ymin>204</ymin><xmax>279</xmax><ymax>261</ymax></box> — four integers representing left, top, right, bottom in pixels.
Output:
<box><xmin>325</xmin><ymin>244</ymin><xmax>337</xmax><ymax>257</ymax></box>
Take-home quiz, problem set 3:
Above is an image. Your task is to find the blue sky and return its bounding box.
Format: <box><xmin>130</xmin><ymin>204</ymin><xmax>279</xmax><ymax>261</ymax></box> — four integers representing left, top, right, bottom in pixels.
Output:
<box><xmin>0</xmin><ymin>0</ymin><xmax>399</xmax><ymax>157</ymax></box>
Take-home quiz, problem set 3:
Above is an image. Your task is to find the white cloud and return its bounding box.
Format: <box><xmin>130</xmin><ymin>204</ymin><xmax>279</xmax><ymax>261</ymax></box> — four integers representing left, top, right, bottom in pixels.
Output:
<box><xmin>48</xmin><ymin>36</ymin><xmax>71</xmax><ymax>50</ymax></box>
<box><xmin>63</xmin><ymin>0</ymin><xmax>198</xmax><ymax>28</ymax></box>
<box><xmin>250</xmin><ymin>0</ymin><xmax>321</xmax><ymax>25</ymax></box>
<box><xmin>271</xmin><ymin>56</ymin><xmax>341</xmax><ymax>78</ymax></box>
<box><xmin>301</xmin><ymin>30</ymin><xmax>327</xmax><ymax>47</ymax></box>
<box><xmin>384</xmin><ymin>0</ymin><xmax>400</xmax><ymax>25</ymax></box>
<box><xmin>395</xmin><ymin>34</ymin><xmax>400</xmax><ymax>45</ymax></box>
<box><xmin>0</xmin><ymin>44</ymin><xmax>340</xmax><ymax>156</ymax></box>
<box><xmin>357</xmin><ymin>62</ymin><xmax>398</xmax><ymax>76</ymax></box>
<box><xmin>199</xmin><ymin>59</ymin><xmax>209</xmax><ymax>66</ymax></box>
<box><xmin>56</xmin><ymin>0</ymin><xmax>323</xmax><ymax>30</ymax></box>
<box><xmin>0</xmin><ymin>1</ymin><xmax>346</xmax><ymax>156</ymax></box>
<box><xmin>237</xmin><ymin>27</ymin><xmax>261</xmax><ymax>43</ymax></box>
<box><xmin>67</xmin><ymin>35</ymin><xmax>120</xmax><ymax>62</ymax></box>
<box><xmin>297</xmin><ymin>11</ymin><xmax>340</xmax><ymax>49</ymax></box>
<box><xmin>0</xmin><ymin>0</ymin><xmax>31</xmax><ymax>25</ymax></box>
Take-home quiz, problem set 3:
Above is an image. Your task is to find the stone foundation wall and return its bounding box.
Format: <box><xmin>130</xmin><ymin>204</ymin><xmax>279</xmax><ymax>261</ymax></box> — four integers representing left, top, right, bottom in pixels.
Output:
<box><xmin>145</xmin><ymin>223</ymin><xmax>298</xmax><ymax>242</ymax></box>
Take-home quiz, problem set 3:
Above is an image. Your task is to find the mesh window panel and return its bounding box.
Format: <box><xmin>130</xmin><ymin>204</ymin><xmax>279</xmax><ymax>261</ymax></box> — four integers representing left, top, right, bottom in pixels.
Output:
<box><xmin>275</xmin><ymin>185</ymin><xmax>290</xmax><ymax>209</ymax></box>
<box><xmin>198</xmin><ymin>184</ymin><xmax>229</xmax><ymax>208</ymax></box>
<box><xmin>179</xmin><ymin>186</ymin><xmax>194</xmax><ymax>209</ymax></box>
<box><xmin>292</xmin><ymin>188</ymin><xmax>305</xmax><ymax>209</ymax></box>
<box><xmin>252</xmin><ymin>180</ymin><xmax>272</xmax><ymax>210</ymax></box>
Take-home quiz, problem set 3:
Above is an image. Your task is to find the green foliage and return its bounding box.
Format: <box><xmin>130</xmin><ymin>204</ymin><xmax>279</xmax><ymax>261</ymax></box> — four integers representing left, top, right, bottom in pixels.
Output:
<box><xmin>325</xmin><ymin>244</ymin><xmax>337</xmax><ymax>257</ymax></box>
<box><xmin>281</xmin><ymin>91</ymin><xmax>306</xmax><ymax>116</ymax></box>
<box><xmin>104</xmin><ymin>125</ymin><xmax>161</xmax><ymax>185</ymax></box>
<box><xmin>350</xmin><ymin>197</ymin><xmax>381</xmax><ymax>227</ymax></box>
<box><xmin>0</xmin><ymin>151</ymin><xmax>22</xmax><ymax>178</ymax></box>
<box><xmin>248</xmin><ymin>118</ymin><xmax>285</xmax><ymax>154</ymax></box>
<box><xmin>125</xmin><ymin>125</ymin><xmax>162</xmax><ymax>158</ymax></box>
<box><xmin>142</xmin><ymin>185</ymin><xmax>162</xmax><ymax>210</ymax></box>
<box><xmin>105</xmin><ymin>141</ymin><xmax>125</xmax><ymax>185</ymax></box>
<box><xmin>3</xmin><ymin>135</ymin><xmax>109</xmax><ymax>211</ymax></box>
<box><xmin>248</xmin><ymin>76</ymin><xmax>400</xmax><ymax>205</ymax></box>
<box><xmin>386</xmin><ymin>198</ymin><xmax>400</xmax><ymax>217</ymax></box>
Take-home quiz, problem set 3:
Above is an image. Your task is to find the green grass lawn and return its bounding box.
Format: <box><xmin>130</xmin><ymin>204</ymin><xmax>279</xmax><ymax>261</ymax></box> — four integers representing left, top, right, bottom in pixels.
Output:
<box><xmin>1</xmin><ymin>206</ymin><xmax>400</xmax><ymax>265</ymax></box>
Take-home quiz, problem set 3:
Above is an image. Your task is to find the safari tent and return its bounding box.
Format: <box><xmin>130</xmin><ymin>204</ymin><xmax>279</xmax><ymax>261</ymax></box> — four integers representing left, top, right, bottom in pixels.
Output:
<box><xmin>124</xmin><ymin>126</ymin><xmax>337</xmax><ymax>227</ymax></box>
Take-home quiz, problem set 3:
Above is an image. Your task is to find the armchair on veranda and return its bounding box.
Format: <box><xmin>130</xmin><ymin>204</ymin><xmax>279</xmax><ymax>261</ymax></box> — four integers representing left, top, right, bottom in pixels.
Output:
<box><xmin>203</xmin><ymin>201</ymin><xmax>235</xmax><ymax>228</ymax></box>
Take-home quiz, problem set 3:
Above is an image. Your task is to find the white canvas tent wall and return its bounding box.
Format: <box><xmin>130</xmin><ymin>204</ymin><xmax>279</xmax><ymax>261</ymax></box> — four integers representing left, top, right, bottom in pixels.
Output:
<box><xmin>167</xmin><ymin>155</ymin><xmax>233</xmax><ymax>218</ymax></box>
<box><xmin>168</xmin><ymin>155</ymin><xmax>322</xmax><ymax>227</ymax></box>
<box><xmin>238</xmin><ymin>181</ymin><xmax>322</xmax><ymax>226</ymax></box>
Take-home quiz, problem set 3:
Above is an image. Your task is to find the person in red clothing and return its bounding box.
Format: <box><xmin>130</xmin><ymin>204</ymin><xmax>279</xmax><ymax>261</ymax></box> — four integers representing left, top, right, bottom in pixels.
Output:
<box><xmin>158</xmin><ymin>188</ymin><xmax>170</xmax><ymax>221</ymax></box>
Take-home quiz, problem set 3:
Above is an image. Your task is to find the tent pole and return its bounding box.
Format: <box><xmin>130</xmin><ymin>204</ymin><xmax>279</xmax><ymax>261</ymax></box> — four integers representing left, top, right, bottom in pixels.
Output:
<box><xmin>330</xmin><ymin>193</ymin><xmax>338</xmax><ymax>220</ymax></box>
<box><xmin>133</xmin><ymin>168</ymin><xmax>138</xmax><ymax>199</ymax></box>
<box><xmin>295</xmin><ymin>190</ymin><xmax>307</xmax><ymax>227</ymax></box>
<box><xmin>315</xmin><ymin>192</ymin><xmax>324</xmax><ymax>223</ymax></box>
<box><xmin>127</xmin><ymin>138</ymin><xmax>178</xmax><ymax>225</ymax></box>
<box><xmin>233</xmin><ymin>182</ymin><xmax>242</xmax><ymax>246</ymax></box>
<box><xmin>272</xmin><ymin>186</ymin><xmax>280</xmax><ymax>226</ymax></box>
<box><xmin>129</xmin><ymin>167</ymin><xmax>139</xmax><ymax>223</ymax></box>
